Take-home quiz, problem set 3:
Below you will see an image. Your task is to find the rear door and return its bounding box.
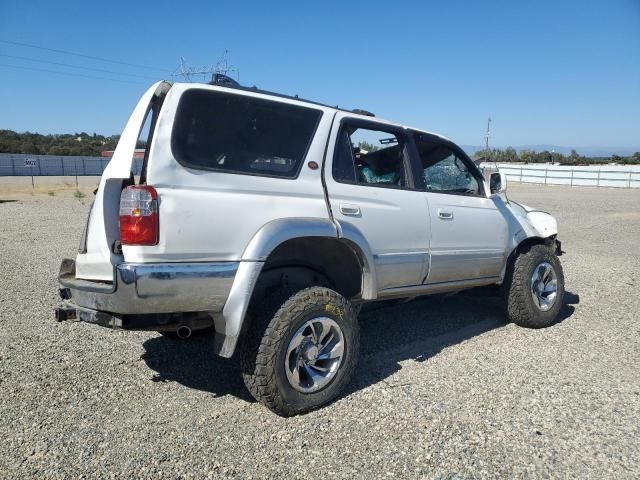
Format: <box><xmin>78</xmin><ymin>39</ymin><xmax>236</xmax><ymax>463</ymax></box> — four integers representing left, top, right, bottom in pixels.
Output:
<box><xmin>324</xmin><ymin>114</ymin><xmax>429</xmax><ymax>291</ymax></box>
<box><xmin>412</xmin><ymin>133</ymin><xmax>508</xmax><ymax>283</ymax></box>
<box><xmin>75</xmin><ymin>81</ymin><xmax>170</xmax><ymax>281</ymax></box>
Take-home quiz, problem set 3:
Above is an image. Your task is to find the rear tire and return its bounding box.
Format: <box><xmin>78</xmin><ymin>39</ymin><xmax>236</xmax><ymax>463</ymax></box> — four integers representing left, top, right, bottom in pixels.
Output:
<box><xmin>503</xmin><ymin>243</ymin><xmax>565</xmax><ymax>328</ymax></box>
<box><xmin>239</xmin><ymin>287</ymin><xmax>359</xmax><ymax>417</ymax></box>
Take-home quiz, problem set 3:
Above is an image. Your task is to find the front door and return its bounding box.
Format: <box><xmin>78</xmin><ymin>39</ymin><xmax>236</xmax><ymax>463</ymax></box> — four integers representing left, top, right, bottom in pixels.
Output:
<box><xmin>324</xmin><ymin>116</ymin><xmax>429</xmax><ymax>291</ymax></box>
<box><xmin>412</xmin><ymin>134</ymin><xmax>509</xmax><ymax>284</ymax></box>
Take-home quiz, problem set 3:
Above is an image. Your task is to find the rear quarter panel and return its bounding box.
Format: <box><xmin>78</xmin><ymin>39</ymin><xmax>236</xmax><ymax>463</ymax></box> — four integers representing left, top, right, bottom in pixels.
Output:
<box><xmin>124</xmin><ymin>84</ymin><xmax>335</xmax><ymax>263</ymax></box>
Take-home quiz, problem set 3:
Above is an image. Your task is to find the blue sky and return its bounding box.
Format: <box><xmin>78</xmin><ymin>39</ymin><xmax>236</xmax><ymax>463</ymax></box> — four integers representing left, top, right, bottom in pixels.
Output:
<box><xmin>1</xmin><ymin>0</ymin><xmax>639</xmax><ymax>150</ymax></box>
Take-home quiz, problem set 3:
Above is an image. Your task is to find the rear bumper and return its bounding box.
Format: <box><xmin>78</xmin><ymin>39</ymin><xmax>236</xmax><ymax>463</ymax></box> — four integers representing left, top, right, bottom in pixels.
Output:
<box><xmin>58</xmin><ymin>258</ymin><xmax>239</xmax><ymax>314</ymax></box>
<box><xmin>56</xmin><ymin>258</ymin><xmax>264</xmax><ymax>358</ymax></box>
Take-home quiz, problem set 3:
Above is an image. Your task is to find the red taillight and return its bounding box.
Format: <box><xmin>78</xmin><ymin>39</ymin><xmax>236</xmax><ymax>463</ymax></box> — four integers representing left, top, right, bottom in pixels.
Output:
<box><xmin>119</xmin><ymin>185</ymin><xmax>158</xmax><ymax>246</ymax></box>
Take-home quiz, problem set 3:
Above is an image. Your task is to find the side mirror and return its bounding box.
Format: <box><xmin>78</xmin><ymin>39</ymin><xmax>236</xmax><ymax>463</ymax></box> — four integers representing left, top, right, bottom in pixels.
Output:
<box><xmin>490</xmin><ymin>172</ymin><xmax>507</xmax><ymax>195</ymax></box>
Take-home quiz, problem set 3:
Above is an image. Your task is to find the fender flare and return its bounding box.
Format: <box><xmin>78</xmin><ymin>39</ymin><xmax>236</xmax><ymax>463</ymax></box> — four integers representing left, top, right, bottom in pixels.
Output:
<box><xmin>335</xmin><ymin>220</ymin><xmax>377</xmax><ymax>300</ymax></box>
<box><xmin>214</xmin><ymin>218</ymin><xmax>378</xmax><ymax>358</ymax></box>
<box><xmin>241</xmin><ymin>217</ymin><xmax>377</xmax><ymax>299</ymax></box>
<box><xmin>241</xmin><ymin>217</ymin><xmax>338</xmax><ymax>261</ymax></box>
<box><xmin>501</xmin><ymin>234</ymin><xmax>559</xmax><ymax>282</ymax></box>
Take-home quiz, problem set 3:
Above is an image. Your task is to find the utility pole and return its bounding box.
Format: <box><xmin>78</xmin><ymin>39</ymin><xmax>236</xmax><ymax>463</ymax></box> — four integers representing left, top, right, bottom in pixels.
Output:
<box><xmin>484</xmin><ymin>117</ymin><xmax>491</xmax><ymax>163</ymax></box>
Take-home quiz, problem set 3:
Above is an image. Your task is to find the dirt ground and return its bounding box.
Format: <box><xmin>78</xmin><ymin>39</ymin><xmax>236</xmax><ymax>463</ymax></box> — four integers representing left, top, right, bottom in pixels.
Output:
<box><xmin>0</xmin><ymin>182</ymin><xmax>638</xmax><ymax>479</ymax></box>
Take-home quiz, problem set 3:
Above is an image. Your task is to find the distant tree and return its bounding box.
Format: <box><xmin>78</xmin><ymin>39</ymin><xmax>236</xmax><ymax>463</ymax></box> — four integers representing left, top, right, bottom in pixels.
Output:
<box><xmin>570</xmin><ymin>149</ymin><xmax>580</xmax><ymax>162</ymax></box>
<box><xmin>0</xmin><ymin>129</ymin><xmax>118</xmax><ymax>155</ymax></box>
<box><xmin>536</xmin><ymin>150</ymin><xmax>553</xmax><ymax>163</ymax></box>
<box><xmin>53</xmin><ymin>145</ymin><xmax>73</xmax><ymax>155</ymax></box>
<box><xmin>21</xmin><ymin>141</ymin><xmax>41</xmax><ymax>154</ymax></box>
<box><xmin>551</xmin><ymin>151</ymin><xmax>565</xmax><ymax>164</ymax></box>
<box><xmin>472</xmin><ymin>150</ymin><xmax>485</xmax><ymax>161</ymax></box>
<box><xmin>519</xmin><ymin>149</ymin><xmax>535</xmax><ymax>164</ymax></box>
<box><xmin>610</xmin><ymin>154</ymin><xmax>623</xmax><ymax>164</ymax></box>
<box><xmin>503</xmin><ymin>147</ymin><xmax>518</xmax><ymax>162</ymax></box>
<box><xmin>357</xmin><ymin>141</ymin><xmax>379</xmax><ymax>153</ymax></box>
<box><xmin>618</xmin><ymin>153</ymin><xmax>640</xmax><ymax>165</ymax></box>
<box><xmin>558</xmin><ymin>149</ymin><xmax>582</xmax><ymax>165</ymax></box>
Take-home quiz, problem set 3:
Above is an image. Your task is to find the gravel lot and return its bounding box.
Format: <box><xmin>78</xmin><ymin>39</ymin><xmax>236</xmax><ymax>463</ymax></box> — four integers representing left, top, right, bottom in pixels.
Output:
<box><xmin>1</xmin><ymin>183</ymin><xmax>638</xmax><ymax>479</ymax></box>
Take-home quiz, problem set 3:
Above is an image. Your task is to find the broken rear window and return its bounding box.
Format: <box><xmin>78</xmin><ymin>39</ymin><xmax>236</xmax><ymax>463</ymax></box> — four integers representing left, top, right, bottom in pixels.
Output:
<box><xmin>171</xmin><ymin>89</ymin><xmax>322</xmax><ymax>178</ymax></box>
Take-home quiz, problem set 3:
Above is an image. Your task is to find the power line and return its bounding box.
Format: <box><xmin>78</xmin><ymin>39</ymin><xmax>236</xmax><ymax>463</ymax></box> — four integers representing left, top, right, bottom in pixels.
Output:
<box><xmin>0</xmin><ymin>39</ymin><xmax>168</xmax><ymax>72</ymax></box>
<box><xmin>0</xmin><ymin>63</ymin><xmax>147</xmax><ymax>84</ymax></box>
<box><xmin>0</xmin><ymin>53</ymin><xmax>158</xmax><ymax>79</ymax></box>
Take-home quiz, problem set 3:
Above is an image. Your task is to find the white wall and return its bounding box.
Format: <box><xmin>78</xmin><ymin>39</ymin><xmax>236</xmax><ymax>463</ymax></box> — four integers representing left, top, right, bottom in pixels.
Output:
<box><xmin>480</xmin><ymin>163</ymin><xmax>640</xmax><ymax>188</ymax></box>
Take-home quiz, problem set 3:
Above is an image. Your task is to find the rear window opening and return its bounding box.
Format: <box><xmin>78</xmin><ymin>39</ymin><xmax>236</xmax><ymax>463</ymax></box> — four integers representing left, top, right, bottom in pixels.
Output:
<box><xmin>171</xmin><ymin>89</ymin><xmax>322</xmax><ymax>178</ymax></box>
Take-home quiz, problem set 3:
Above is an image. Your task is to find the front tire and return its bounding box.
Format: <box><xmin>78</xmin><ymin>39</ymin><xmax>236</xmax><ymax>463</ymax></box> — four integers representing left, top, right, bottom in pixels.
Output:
<box><xmin>239</xmin><ymin>287</ymin><xmax>359</xmax><ymax>417</ymax></box>
<box><xmin>503</xmin><ymin>243</ymin><xmax>565</xmax><ymax>328</ymax></box>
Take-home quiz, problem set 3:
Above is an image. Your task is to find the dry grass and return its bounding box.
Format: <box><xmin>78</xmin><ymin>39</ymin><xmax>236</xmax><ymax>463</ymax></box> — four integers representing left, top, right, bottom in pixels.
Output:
<box><xmin>0</xmin><ymin>177</ymin><xmax>97</xmax><ymax>199</ymax></box>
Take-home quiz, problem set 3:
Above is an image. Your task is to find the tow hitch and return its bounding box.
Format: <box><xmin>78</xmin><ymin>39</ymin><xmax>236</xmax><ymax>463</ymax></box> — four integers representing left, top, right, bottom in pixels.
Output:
<box><xmin>55</xmin><ymin>306</ymin><xmax>77</xmax><ymax>322</ymax></box>
<box><xmin>54</xmin><ymin>302</ymin><xmax>123</xmax><ymax>328</ymax></box>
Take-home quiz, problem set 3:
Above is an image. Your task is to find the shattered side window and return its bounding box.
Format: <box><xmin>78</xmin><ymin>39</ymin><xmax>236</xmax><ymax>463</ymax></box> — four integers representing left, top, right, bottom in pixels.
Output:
<box><xmin>415</xmin><ymin>139</ymin><xmax>480</xmax><ymax>195</ymax></box>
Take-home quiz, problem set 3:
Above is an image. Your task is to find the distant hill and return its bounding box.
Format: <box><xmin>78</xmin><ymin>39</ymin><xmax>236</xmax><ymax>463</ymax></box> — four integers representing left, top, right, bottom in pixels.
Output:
<box><xmin>461</xmin><ymin>145</ymin><xmax>638</xmax><ymax>157</ymax></box>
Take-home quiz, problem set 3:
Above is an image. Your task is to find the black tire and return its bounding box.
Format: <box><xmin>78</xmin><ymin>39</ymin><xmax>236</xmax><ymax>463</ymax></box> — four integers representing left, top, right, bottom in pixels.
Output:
<box><xmin>503</xmin><ymin>243</ymin><xmax>565</xmax><ymax>328</ymax></box>
<box><xmin>239</xmin><ymin>286</ymin><xmax>360</xmax><ymax>417</ymax></box>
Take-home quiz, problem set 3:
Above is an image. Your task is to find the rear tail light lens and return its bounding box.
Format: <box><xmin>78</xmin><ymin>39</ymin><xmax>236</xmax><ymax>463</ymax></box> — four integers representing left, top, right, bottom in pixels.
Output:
<box><xmin>119</xmin><ymin>185</ymin><xmax>158</xmax><ymax>245</ymax></box>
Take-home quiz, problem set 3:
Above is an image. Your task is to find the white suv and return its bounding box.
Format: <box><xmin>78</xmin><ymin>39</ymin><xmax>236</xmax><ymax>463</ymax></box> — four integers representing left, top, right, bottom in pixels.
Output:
<box><xmin>57</xmin><ymin>79</ymin><xmax>564</xmax><ymax>416</ymax></box>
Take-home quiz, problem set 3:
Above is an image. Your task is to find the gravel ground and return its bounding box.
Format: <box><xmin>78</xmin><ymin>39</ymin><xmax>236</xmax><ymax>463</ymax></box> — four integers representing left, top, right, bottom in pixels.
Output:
<box><xmin>0</xmin><ymin>183</ymin><xmax>638</xmax><ymax>479</ymax></box>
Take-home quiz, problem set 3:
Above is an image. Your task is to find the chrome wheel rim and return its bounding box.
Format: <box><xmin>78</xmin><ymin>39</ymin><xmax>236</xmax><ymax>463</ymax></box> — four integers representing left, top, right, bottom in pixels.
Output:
<box><xmin>530</xmin><ymin>262</ymin><xmax>558</xmax><ymax>311</ymax></box>
<box><xmin>284</xmin><ymin>317</ymin><xmax>345</xmax><ymax>393</ymax></box>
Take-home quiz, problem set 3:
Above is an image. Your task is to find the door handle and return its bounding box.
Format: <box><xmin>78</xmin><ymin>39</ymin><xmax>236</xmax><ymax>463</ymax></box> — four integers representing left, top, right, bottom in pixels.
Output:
<box><xmin>438</xmin><ymin>210</ymin><xmax>454</xmax><ymax>220</ymax></box>
<box><xmin>340</xmin><ymin>204</ymin><xmax>361</xmax><ymax>216</ymax></box>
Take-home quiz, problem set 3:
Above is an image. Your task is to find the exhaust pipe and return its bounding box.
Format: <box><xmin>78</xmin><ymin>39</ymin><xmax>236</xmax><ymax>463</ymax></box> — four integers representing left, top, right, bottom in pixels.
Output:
<box><xmin>176</xmin><ymin>325</ymin><xmax>192</xmax><ymax>340</ymax></box>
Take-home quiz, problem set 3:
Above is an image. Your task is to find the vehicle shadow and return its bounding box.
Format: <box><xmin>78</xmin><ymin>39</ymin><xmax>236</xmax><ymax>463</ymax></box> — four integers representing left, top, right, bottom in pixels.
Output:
<box><xmin>140</xmin><ymin>290</ymin><xmax>579</xmax><ymax>404</ymax></box>
<box><xmin>141</xmin><ymin>333</ymin><xmax>254</xmax><ymax>401</ymax></box>
<box><xmin>344</xmin><ymin>289</ymin><xmax>579</xmax><ymax>396</ymax></box>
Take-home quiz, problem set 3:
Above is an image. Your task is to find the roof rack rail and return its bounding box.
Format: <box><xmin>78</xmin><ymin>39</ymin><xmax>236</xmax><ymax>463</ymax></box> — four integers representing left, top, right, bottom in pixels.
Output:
<box><xmin>203</xmin><ymin>77</ymin><xmax>373</xmax><ymax>117</ymax></box>
<box><xmin>209</xmin><ymin>73</ymin><xmax>240</xmax><ymax>88</ymax></box>
<box><xmin>351</xmin><ymin>109</ymin><xmax>375</xmax><ymax>117</ymax></box>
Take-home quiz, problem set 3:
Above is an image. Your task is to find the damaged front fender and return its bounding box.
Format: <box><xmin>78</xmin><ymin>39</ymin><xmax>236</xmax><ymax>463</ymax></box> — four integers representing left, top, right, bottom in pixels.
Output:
<box><xmin>507</xmin><ymin>200</ymin><xmax>558</xmax><ymax>243</ymax></box>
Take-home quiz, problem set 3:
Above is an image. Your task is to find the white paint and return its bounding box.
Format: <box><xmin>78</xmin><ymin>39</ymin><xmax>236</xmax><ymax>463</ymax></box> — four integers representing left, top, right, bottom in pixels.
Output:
<box><xmin>75</xmin><ymin>82</ymin><xmax>166</xmax><ymax>281</ymax></box>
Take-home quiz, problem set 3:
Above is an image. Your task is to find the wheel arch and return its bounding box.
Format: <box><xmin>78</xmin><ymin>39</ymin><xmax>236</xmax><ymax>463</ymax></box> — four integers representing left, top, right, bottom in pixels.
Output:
<box><xmin>241</xmin><ymin>217</ymin><xmax>377</xmax><ymax>300</ymax></box>
<box><xmin>502</xmin><ymin>234</ymin><xmax>560</xmax><ymax>281</ymax></box>
<box><xmin>215</xmin><ymin>218</ymin><xmax>377</xmax><ymax>358</ymax></box>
